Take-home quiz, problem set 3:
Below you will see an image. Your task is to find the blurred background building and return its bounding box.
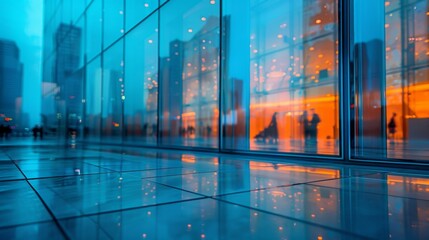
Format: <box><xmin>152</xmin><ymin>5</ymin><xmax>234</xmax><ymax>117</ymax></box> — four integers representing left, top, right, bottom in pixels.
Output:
<box><xmin>0</xmin><ymin>39</ymin><xmax>24</xmax><ymax>129</ymax></box>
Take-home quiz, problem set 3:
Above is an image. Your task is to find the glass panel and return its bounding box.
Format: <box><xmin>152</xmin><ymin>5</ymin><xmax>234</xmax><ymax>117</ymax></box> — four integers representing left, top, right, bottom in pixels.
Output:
<box><xmin>124</xmin><ymin>13</ymin><xmax>158</xmax><ymax>145</ymax></box>
<box><xmin>352</xmin><ymin>0</ymin><xmax>429</xmax><ymax>161</ymax></box>
<box><xmin>125</xmin><ymin>0</ymin><xmax>158</xmax><ymax>31</ymax></box>
<box><xmin>159</xmin><ymin>0</ymin><xmax>220</xmax><ymax>148</ymax></box>
<box><xmin>86</xmin><ymin>0</ymin><xmax>102</xmax><ymax>60</ymax></box>
<box><xmin>72</xmin><ymin>0</ymin><xmax>86</xmax><ymax>23</ymax></box>
<box><xmin>53</xmin><ymin>23</ymin><xmax>84</xmax><ymax>138</ymax></box>
<box><xmin>222</xmin><ymin>0</ymin><xmax>339</xmax><ymax>155</ymax></box>
<box><xmin>75</xmin><ymin>17</ymin><xmax>86</xmax><ymax>68</ymax></box>
<box><xmin>101</xmin><ymin>40</ymin><xmax>124</xmax><ymax>143</ymax></box>
<box><xmin>84</xmin><ymin>57</ymin><xmax>102</xmax><ymax>141</ymax></box>
<box><xmin>103</xmin><ymin>0</ymin><xmax>124</xmax><ymax>48</ymax></box>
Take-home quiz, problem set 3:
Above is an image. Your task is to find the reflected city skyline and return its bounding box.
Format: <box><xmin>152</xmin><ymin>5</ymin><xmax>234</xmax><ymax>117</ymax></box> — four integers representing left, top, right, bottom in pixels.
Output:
<box><xmin>39</xmin><ymin>0</ymin><xmax>429</xmax><ymax>161</ymax></box>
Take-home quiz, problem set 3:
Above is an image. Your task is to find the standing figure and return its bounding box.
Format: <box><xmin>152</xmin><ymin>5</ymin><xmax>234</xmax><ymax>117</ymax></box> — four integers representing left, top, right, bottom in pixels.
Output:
<box><xmin>5</xmin><ymin>125</ymin><xmax>11</xmax><ymax>138</ymax></box>
<box><xmin>309</xmin><ymin>109</ymin><xmax>321</xmax><ymax>142</ymax></box>
<box><xmin>268</xmin><ymin>112</ymin><xmax>279</xmax><ymax>143</ymax></box>
<box><xmin>142</xmin><ymin>123</ymin><xmax>148</xmax><ymax>137</ymax></box>
<box><xmin>32</xmin><ymin>125</ymin><xmax>39</xmax><ymax>139</ymax></box>
<box><xmin>151</xmin><ymin>124</ymin><xmax>157</xmax><ymax>137</ymax></box>
<box><xmin>388</xmin><ymin>113</ymin><xmax>397</xmax><ymax>141</ymax></box>
<box><xmin>0</xmin><ymin>125</ymin><xmax>4</xmax><ymax>138</ymax></box>
<box><xmin>300</xmin><ymin>111</ymin><xmax>310</xmax><ymax>142</ymax></box>
<box><xmin>206</xmin><ymin>125</ymin><xmax>212</xmax><ymax>137</ymax></box>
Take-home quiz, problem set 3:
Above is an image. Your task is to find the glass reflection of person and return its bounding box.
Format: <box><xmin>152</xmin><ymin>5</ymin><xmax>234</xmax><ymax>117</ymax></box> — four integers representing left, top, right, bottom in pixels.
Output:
<box><xmin>268</xmin><ymin>112</ymin><xmax>279</xmax><ymax>144</ymax></box>
<box><xmin>388</xmin><ymin>113</ymin><xmax>397</xmax><ymax>141</ymax></box>
<box><xmin>300</xmin><ymin>111</ymin><xmax>310</xmax><ymax>142</ymax></box>
<box><xmin>310</xmin><ymin>108</ymin><xmax>321</xmax><ymax>142</ymax></box>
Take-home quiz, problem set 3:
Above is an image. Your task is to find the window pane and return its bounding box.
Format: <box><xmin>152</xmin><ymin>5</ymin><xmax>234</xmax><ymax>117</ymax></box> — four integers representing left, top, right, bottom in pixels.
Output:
<box><xmin>103</xmin><ymin>0</ymin><xmax>124</xmax><ymax>48</ymax></box>
<box><xmin>222</xmin><ymin>0</ymin><xmax>339</xmax><ymax>155</ymax></box>
<box><xmin>352</xmin><ymin>0</ymin><xmax>429</xmax><ymax>161</ymax></box>
<box><xmin>125</xmin><ymin>0</ymin><xmax>158</xmax><ymax>31</ymax></box>
<box><xmin>159</xmin><ymin>0</ymin><xmax>220</xmax><ymax>148</ymax></box>
<box><xmin>101</xmin><ymin>40</ymin><xmax>124</xmax><ymax>143</ymax></box>
<box><xmin>124</xmin><ymin>13</ymin><xmax>158</xmax><ymax>145</ymax></box>
<box><xmin>86</xmin><ymin>0</ymin><xmax>102</xmax><ymax>60</ymax></box>
<box><xmin>85</xmin><ymin>57</ymin><xmax>102</xmax><ymax>141</ymax></box>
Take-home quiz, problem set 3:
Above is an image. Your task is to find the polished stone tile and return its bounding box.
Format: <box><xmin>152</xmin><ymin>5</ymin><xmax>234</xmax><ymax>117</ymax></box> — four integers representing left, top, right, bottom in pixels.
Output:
<box><xmin>0</xmin><ymin>221</ymin><xmax>65</xmax><ymax>240</ymax></box>
<box><xmin>5</xmin><ymin>148</ymin><xmax>105</xmax><ymax>161</ymax></box>
<box><xmin>149</xmin><ymin>164</ymin><xmax>341</xmax><ymax>196</ymax></box>
<box><xmin>2</xmin><ymin>145</ymin><xmax>429</xmax><ymax>239</ymax></box>
<box><xmin>83</xmin><ymin>156</ymin><xmax>184</xmax><ymax>172</ymax></box>
<box><xmin>59</xmin><ymin>198</ymin><xmax>362</xmax><ymax>240</ymax></box>
<box><xmin>30</xmin><ymin>173</ymin><xmax>202</xmax><ymax>218</ymax></box>
<box><xmin>220</xmin><ymin>184</ymin><xmax>429</xmax><ymax>240</ymax></box>
<box><xmin>0</xmin><ymin>181</ymin><xmax>52</xmax><ymax>227</ymax></box>
<box><xmin>125</xmin><ymin>167</ymin><xmax>213</xmax><ymax>179</ymax></box>
<box><xmin>15</xmin><ymin>159</ymin><xmax>111</xmax><ymax>179</ymax></box>
<box><xmin>0</xmin><ymin>162</ymin><xmax>24</xmax><ymax>181</ymax></box>
<box><xmin>310</xmin><ymin>173</ymin><xmax>429</xmax><ymax>200</ymax></box>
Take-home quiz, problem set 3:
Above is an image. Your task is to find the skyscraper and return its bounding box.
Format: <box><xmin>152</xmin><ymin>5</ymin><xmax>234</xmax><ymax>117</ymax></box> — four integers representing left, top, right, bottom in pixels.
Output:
<box><xmin>51</xmin><ymin>23</ymin><xmax>83</xmax><ymax>135</ymax></box>
<box><xmin>0</xmin><ymin>39</ymin><xmax>23</xmax><ymax>128</ymax></box>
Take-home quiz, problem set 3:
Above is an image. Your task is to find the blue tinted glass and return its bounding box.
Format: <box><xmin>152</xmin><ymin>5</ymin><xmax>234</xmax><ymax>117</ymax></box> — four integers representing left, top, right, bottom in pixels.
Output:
<box><xmin>160</xmin><ymin>0</ymin><xmax>220</xmax><ymax>148</ymax></box>
<box><xmin>102</xmin><ymin>40</ymin><xmax>124</xmax><ymax>143</ymax></box>
<box><xmin>222</xmin><ymin>0</ymin><xmax>339</xmax><ymax>155</ymax></box>
<box><xmin>124</xmin><ymin>13</ymin><xmax>158</xmax><ymax>145</ymax></box>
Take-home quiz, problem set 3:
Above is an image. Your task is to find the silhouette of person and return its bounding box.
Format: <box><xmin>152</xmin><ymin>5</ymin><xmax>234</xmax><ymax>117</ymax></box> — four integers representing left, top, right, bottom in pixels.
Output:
<box><xmin>388</xmin><ymin>113</ymin><xmax>397</xmax><ymax>141</ymax></box>
<box><xmin>39</xmin><ymin>126</ymin><xmax>44</xmax><ymax>139</ymax></box>
<box><xmin>32</xmin><ymin>125</ymin><xmax>38</xmax><ymax>139</ymax></box>
<box><xmin>0</xmin><ymin>124</ymin><xmax>4</xmax><ymax>138</ymax></box>
<box><xmin>300</xmin><ymin>111</ymin><xmax>310</xmax><ymax>142</ymax></box>
<box><xmin>206</xmin><ymin>125</ymin><xmax>212</xmax><ymax>137</ymax></box>
<box><xmin>5</xmin><ymin>125</ymin><xmax>11</xmax><ymax>138</ymax></box>
<box><xmin>268</xmin><ymin>112</ymin><xmax>279</xmax><ymax>143</ymax></box>
<box><xmin>151</xmin><ymin>124</ymin><xmax>157</xmax><ymax>137</ymax></box>
<box><xmin>142</xmin><ymin>123</ymin><xmax>148</xmax><ymax>137</ymax></box>
<box><xmin>309</xmin><ymin>109</ymin><xmax>321</xmax><ymax>142</ymax></box>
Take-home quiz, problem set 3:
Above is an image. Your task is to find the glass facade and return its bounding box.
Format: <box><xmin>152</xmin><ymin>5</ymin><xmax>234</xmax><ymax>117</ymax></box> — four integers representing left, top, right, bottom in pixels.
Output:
<box><xmin>42</xmin><ymin>0</ymin><xmax>429</xmax><ymax>163</ymax></box>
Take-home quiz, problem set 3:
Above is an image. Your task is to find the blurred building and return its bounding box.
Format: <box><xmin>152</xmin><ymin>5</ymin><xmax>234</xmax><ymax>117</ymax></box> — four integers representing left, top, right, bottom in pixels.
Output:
<box><xmin>0</xmin><ymin>39</ymin><xmax>23</xmax><ymax>128</ymax></box>
<box><xmin>52</xmin><ymin>24</ymin><xmax>83</xmax><ymax>137</ymax></box>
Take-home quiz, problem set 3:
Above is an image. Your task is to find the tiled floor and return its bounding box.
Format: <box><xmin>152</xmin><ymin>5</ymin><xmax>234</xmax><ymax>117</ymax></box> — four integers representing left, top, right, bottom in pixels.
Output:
<box><xmin>1</xmin><ymin>145</ymin><xmax>429</xmax><ymax>239</ymax></box>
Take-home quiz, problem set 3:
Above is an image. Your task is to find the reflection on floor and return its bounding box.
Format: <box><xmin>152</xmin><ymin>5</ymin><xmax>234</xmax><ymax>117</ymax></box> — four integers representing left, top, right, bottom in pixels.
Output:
<box><xmin>0</xmin><ymin>144</ymin><xmax>429</xmax><ymax>239</ymax></box>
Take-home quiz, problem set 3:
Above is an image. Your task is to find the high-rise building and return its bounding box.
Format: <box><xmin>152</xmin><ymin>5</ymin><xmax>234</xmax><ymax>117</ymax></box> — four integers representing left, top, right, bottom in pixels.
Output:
<box><xmin>50</xmin><ymin>23</ymin><xmax>83</xmax><ymax>135</ymax></box>
<box><xmin>0</xmin><ymin>39</ymin><xmax>23</xmax><ymax>128</ymax></box>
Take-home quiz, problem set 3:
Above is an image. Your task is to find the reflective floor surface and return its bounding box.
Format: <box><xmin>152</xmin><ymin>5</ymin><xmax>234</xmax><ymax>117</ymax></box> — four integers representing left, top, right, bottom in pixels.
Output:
<box><xmin>1</xmin><ymin>144</ymin><xmax>429</xmax><ymax>239</ymax></box>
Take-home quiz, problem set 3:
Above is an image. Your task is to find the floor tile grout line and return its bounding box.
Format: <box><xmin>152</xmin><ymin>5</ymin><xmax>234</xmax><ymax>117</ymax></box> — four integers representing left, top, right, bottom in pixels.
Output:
<box><xmin>0</xmin><ymin>178</ymin><xmax>27</xmax><ymax>183</ymax></box>
<box><xmin>211</xmin><ymin>197</ymin><xmax>376</xmax><ymax>240</ymax></box>
<box><xmin>145</xmin><ymin>179</ymin><xmax>211</xmax><ymax>198</ymax></box>
<box><xmin>7</xmin><ymin>168</ymin><xmax>216</xmax><ymax>182</ymax></box>
<box><xmin>5</xmin><ymin>153</ymin><xmax>29</xmax><ymax>180</ymax></box>
<box><xmin>83</xmin><ymin>161</ymin><xmax>186</xmax><ymax>174</ymax></box>
<box><xmin>128</xmin><ymin>170</ymin><xmax>219</xmax><ymax>180</ymax></box>
<box><xmin>6</xmin><ymin>154</ymin><xmax>71</xmax><ymax>240</ymax></box>
<box><xmin>26</xmin><ymin>181</ymin><xmax>71</xmax><ymax>239</ymax></box>
<box><xmin>0</xmin><ymin>219</ymin><xmax>55</xmax><ymax>230</ymax></box>
<box><xmin>305</xmin><ymin>181</ymin><xmax>429</xmax><ymax>202</ymax></box>
<box><xmin>52</xmin><ymin>196</ymin><xmax>208</xmax><ymax>222</ymax></box>
<box><xmin>148</xmin><ymin>172</ymin><xmax>381</xmax><ymax>199</ymax></box>
<box><xmin>146</xmin><ymin>170</ymin><xmax>376</xmax><ymax>199</ymax></box>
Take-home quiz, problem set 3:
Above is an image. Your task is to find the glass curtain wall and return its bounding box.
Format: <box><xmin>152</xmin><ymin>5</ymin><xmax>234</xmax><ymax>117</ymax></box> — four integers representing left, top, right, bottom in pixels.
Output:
<box><xmin>222</xmin><ymin>0</ymin><xmax>340</xmax><ymax>155</ymax></box>
<box><xmin>351</xmin><ymin>0</ymin><xmax>429</xmax><ymax>161</ymax></box>
<box><xmin>41</xmin><ymin>0</ymin><xmax>429</xmax><ymax>163</ymax></box>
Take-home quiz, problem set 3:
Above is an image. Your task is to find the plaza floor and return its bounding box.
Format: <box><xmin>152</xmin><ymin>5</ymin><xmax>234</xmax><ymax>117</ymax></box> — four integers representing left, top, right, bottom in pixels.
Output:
<box><xmin>0</xmin><ymin>142</ymin><xmax>428</xmax><ymax>239</ymax></box>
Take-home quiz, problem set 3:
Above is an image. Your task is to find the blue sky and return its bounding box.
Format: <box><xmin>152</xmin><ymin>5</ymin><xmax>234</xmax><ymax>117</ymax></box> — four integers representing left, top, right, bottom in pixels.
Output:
<box><xmin>0</xmin><ymin>0</ymin><xmax>43</xmax><ymax>126</ymax></box>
